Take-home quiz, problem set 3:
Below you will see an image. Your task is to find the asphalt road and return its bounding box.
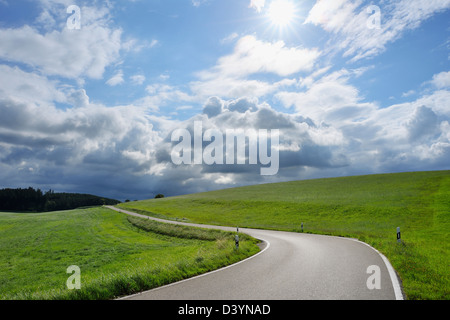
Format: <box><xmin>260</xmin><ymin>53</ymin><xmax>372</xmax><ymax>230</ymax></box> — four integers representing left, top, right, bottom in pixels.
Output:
<box><xmin>106</xmin><ymin>206</ymin><xmax>403</xmax><ymax>300</ymax></box>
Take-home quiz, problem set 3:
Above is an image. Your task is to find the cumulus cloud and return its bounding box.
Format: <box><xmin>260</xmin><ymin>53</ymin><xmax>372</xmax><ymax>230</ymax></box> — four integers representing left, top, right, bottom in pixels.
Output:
<box><xmin>191</xmin><ymin>35</ymin><xmax>315</xmax><ymax>100</ymax></box>
<box><xmin>139</xmin><ymin>83</ymin><xmax>194</xmax><ymax>110</ymax></box>
<box><xmin>1</xmin><ymin>71</ymin><xmax>449</xmax><ymax>198</ymax></box>
<box><xmin>3</xmin><ymin>46</ymin><xmax>448</xmax><ymax>197</ymax></box>
<box><xmin>0</xmin><ymin>92</ymin><xmax>165</xmax><ymax>198</ymax></box>
<box><xmin>430</xmin><ymin>71</ymin><xmax>450</xmax><ymax>89</ymax></box>
<box><xmin>0</xmin><ymin>0</ymin><xmax>448</xmax><ymax>200</ymax></box>
<box><xmin>67</xmin><ymin>89</ymin><xmax>90</xmax><ymax>108</ymax></box>
<box><xmin>0</xmin><ymin>64</ymin><xmax>66</xmax><ymax>105</ymax></box>
<box><xmin>152</xmin><ymin>95</ymin><xmax>350</xmax><ymax>185</ymax></box>
<box><xmin>227</xmin><ymin>97</ymin><xmax>259</xmax><ymax>113</ymax></box>
<box><xmin>270</xmin><ymin>65</ymin><xmax>450</xmax><ymax>177</ymax></box>
<box><xmin>198</xmin><ymin>35</ymin><xmax>320</xmax><ymax>79</ymax></box>
<box><xmin>0</xmin><ymin>4</ymin><xmax>123</xmax><ymax>80</ymax></box>
<box><xmin>275</xmin><ymin>68</ymin><xmax>377</xmax><ymax>123</ymax></box>
<box><xmin>407</xmin><ymin>106</ymin><xmax>440</xmax><ymax>142</ymax></box>
<box><xmin>203</xmin><ymin>97</ymin><xmax>224</xmax><ymax>118</ymax></box>
<box><xmin>191</xmin><ymin>77</ymin><xmax>277</xmax><ymax>100</ymax></box>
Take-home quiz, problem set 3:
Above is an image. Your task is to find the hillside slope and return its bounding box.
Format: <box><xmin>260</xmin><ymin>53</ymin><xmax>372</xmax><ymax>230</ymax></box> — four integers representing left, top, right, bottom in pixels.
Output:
<box><xmin>0</xmin><ymin>207</ymin><xmax>258</xmax><ymax>300</ymax></box>
<box><xmin>119</xmin><ymin>170</ymin><xmax>450</xmax><ymax>300</ymax></box>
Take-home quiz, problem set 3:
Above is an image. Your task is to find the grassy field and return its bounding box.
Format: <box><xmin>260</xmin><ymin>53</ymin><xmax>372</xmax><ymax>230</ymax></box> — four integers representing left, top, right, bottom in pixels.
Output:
<box><xmin>119</xmin><ymin>170</ymin><xmax>450</xmax><ymax>300</ymax></box>
<box><xmin>0</xmin><ymin>207</ymin><xmax>259</xmax><ymax>300</ymax></box>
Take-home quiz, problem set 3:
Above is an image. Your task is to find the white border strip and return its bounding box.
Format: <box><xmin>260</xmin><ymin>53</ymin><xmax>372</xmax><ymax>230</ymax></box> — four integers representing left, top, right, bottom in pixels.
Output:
<box><xmin>347</xmin><ymin>238</ymin><xmax>405</xmax><ymax>300</ymax></box>
<box><xmin>107</xmin><ymin>206</ymin><xmax>272</xmax><ymax>300</ymax></box>
<box><xmin>117</xmin><ymin>240</ymin><xmax>270</xmax><ymax>300</ymax></box>
<box><xmin>108</xmin><ymin>206</ymin><xmax>404</xmax><ymax>300</ymax></box>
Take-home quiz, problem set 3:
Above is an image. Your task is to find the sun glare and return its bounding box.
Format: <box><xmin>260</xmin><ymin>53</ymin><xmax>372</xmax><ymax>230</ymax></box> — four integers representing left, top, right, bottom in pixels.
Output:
<box><xmin>267</xmin><ymin>0</ymin><xmax>296</xmax><ymax>27</ymax></box>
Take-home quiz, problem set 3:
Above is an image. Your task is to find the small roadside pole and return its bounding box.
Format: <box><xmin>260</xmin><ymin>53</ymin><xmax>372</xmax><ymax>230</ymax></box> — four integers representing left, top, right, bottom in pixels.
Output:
<box><xmin>301</xmin><ymin>222</ymin><xmax>304</xmax><ymax>233</ymax></box>
<box><xmin>235</xmin><ymin>234</ymin><xmax>239</xmax><ymax>249</ymax></box>
<box><xmin>397</xmin><ymin>227</ymin><xmax>401</xmax><ymax>243</ymax></box>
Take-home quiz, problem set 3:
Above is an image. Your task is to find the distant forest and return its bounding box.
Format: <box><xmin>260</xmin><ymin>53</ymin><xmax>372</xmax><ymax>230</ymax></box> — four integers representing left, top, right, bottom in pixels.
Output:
<box><xmin>0</xmin><ymin>187</ymin><xmax>121</xmax><ymax>212</ymax></box>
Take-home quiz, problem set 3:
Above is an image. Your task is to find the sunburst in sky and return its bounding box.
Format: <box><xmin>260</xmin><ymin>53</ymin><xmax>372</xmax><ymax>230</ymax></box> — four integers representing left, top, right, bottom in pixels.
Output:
<box><xmin>267</xmin><ymin>0</ymin><xmax>297</xmax><ymax>27</ymax></box>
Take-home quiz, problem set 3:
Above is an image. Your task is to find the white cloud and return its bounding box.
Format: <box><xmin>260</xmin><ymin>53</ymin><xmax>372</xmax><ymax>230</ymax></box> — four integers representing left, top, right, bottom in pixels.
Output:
<box><xmin>0</xmin><ymin>0</ymin><xmax>448</xmax><ymax>199</ymax></box>
<box><xmin>191</xmin><ymin>77</ymin><xmax>293</xmax><ymax>100</ymax></box>
<box><xmin>406</xmin><ymin>106</ymin><xmax>440</xmax><ymax>142</ymax></box>
<box><xmin>221</xmin><ymin>32</ymin><xmax>239</xmax><ymax>44</ymax></box>
<box><xmin>137</xmin><ymin>83</ymin><xmax>194</xmax><ymax>110</ymax></box>
<box><xmin>0</xmin><ymin>4</ymin><xmax>123</xmax><ymax>80</ymax></box>
<box><xmin>203</xmin><ymin>96</ymin><xmax>224</xmax><ymax>118</ymax></box>
<box><xmin>123</xmin><ymin>38</ymin><xmax>158</xmax><ymax>53</ymax></box>
<box><xmin>430</xmin><ymin>71</ymin><xmax>450</xmax><ymax>89</ymax></box>
<box><xmin>402</xmin><ymin>90</ymin><xmax>416</xmax><ymax>98</ymax></box>
<box><xmin>191</xmin><ymin>35</ymin><xmax>320</xmax><ymax>99</ymax></box>
<box><xmin>305</xmin><ymin>0</ymin><xmax>450</xmax><ymax>61</ymax></box>
<box><xmin>130</xmin><ymin>74</ymin><xmax>146</xmax><ymax>85</ymax></box>
<box><xmin>198</xmin><ymin>35</ymin><xmax>320</xmax><ymax>79</ymax></box>
<box><xmin>158</xmin><ymin>73</ymin><xmax>170</xmax><ymax>81</ymax></box>
<box><xmin>67</xmin><ymin>89</ymin><xmax>90</xmax><ymax>108</ymax></box>
<box><xmin>270</xmin><ymin>64</ymin><xmax>450</xmax><ymax>176</ymax></box>
<box><xmin>275</xmin><ymin>68</ymin><xmax>377</xmax><ymax>123</ymax></box>
<box><xmin>0</xmin><ymin>93</ymin><xmax>163</xmax><ymax>193</ymax></box>
<box><xmin>0</xmin><ymin>64</ymin><xmax>67</xmax><ymax>105</ymax></box>
<box><xmin>106</xmin><ymin>70</ymin><xmax>125</xmax><ymax>86</ymax></box>
<box><xmin>192</xmin><ymin>0</ymin><xmax>209</xmax><ymax>7</ymax></box>
<box><xmin>249</xmin><ymin>0</ymin><xmax>265</xmax><ymax>12</ymax></box>
<box><xmin>1</xmin><ymin>66</ymin><xmax>449</xmax><ymax>199</ymax></box>
<box><xmin>305</xmin><ymin>0</ymin><xmax>360</xmax><ymax>32</ymax></box>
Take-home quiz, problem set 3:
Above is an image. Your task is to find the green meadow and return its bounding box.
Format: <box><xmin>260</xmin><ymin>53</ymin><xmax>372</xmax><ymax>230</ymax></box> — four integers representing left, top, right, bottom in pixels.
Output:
<box><xmin>119</xmin><ymin>170</ymin><xmax>450</xmax><ymax>300</ymax></box>
<box><xmin>0</xmin><ymin>207</ymin><xmax>259</xmax><ymax>300</ymax></box>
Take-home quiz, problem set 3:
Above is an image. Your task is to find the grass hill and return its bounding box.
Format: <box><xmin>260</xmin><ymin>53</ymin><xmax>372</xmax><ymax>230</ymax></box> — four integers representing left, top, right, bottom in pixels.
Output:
<box><xmin>119</xmin><ymin>170</ymin><xmax>450</xmax><ymax>300</ymax></box>
<box><xmin>0</xmin><ymin>207</ymin><xmax>258</xmax><ymax>300</ymax></box>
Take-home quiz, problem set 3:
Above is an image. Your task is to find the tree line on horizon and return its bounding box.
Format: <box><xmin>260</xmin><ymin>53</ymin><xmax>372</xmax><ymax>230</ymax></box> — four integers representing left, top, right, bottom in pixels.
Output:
<box><xmin>0</xmin><ymin>187</ymin><xmax>121</xmax><ymax>212</ymax></box>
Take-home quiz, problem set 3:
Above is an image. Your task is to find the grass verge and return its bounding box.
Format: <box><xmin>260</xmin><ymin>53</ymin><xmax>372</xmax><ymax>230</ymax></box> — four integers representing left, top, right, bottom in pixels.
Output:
<box><xmin>119</xmin><ymin>171</ymin><xmax>450</xmax><ymax>300</ymax></box>
<box><xmin>0</xmin><ymin>207</ymin><xmax>260</xmax><ymax>300</ymax></box>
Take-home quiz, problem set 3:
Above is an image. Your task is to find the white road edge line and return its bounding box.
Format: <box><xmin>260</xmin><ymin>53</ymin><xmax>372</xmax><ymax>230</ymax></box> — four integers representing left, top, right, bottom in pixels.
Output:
<box><xmin>116</xmin><ymin>239</ymin><xmax>271</xmax><ymax>300</ymax></box>
<box><xmin>107</xmin><ymin>206</ymin><xmax>404</xmax><ymax>300</ymax></box>
<box><xmin>347</xmin><ymin>238</ymin><xmax>405</xmax><ymax>300</ymax></box>
<box><xmin>106</xmin><ymin>203</ymin><xmax>272</xmax><ymax>300</ymax></box>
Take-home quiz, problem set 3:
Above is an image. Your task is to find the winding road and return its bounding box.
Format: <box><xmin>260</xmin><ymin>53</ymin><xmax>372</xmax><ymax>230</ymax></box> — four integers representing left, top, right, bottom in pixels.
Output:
<box><xmin>105</xmin><ymin>206</ymin><xmax>404</xmax><ymax>300</ymax></box>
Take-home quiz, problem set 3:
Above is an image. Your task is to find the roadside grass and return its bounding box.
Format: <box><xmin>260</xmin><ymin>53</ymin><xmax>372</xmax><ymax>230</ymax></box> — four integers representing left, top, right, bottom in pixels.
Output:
<box><xmin>0</xmin><ymin>207</ymin><xmax>260</xmax><ymax>300</ymax></box>
<box><xmin>119</xmin><ymin>170</ymin><xmax>450</xmax><ymax>300</ymax></box>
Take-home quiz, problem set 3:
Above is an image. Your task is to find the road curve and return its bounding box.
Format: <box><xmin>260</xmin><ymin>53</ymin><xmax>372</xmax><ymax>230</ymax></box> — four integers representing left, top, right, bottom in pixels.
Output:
<box><xmin>105</xmin><ymin>206</ymin><xmax>403</xmax><ymax>300</ymax></box>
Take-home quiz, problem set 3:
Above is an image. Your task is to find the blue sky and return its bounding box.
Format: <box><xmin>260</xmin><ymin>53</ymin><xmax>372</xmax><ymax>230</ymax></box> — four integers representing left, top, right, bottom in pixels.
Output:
<box><xmin>0</xmin><ymin>0</ymin><xmax>449</xmax><ymax>200</ymax></box>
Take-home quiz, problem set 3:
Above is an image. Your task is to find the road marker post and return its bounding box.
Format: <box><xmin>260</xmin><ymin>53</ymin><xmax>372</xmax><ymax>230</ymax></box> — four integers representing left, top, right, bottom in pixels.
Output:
<box><xmin>301</xmin><ymin>222</ymin><xmax>304</xmax><ymax>233</ymax></box>
<box><xmin>397</xmin><ymin>227</ymin><xmax>401</xmax><ymax>243</ymax></box>
<box><xmin>235</xmin><ymin>234</ymin><xmax>239</xmax><ymax>250</ymax></box>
